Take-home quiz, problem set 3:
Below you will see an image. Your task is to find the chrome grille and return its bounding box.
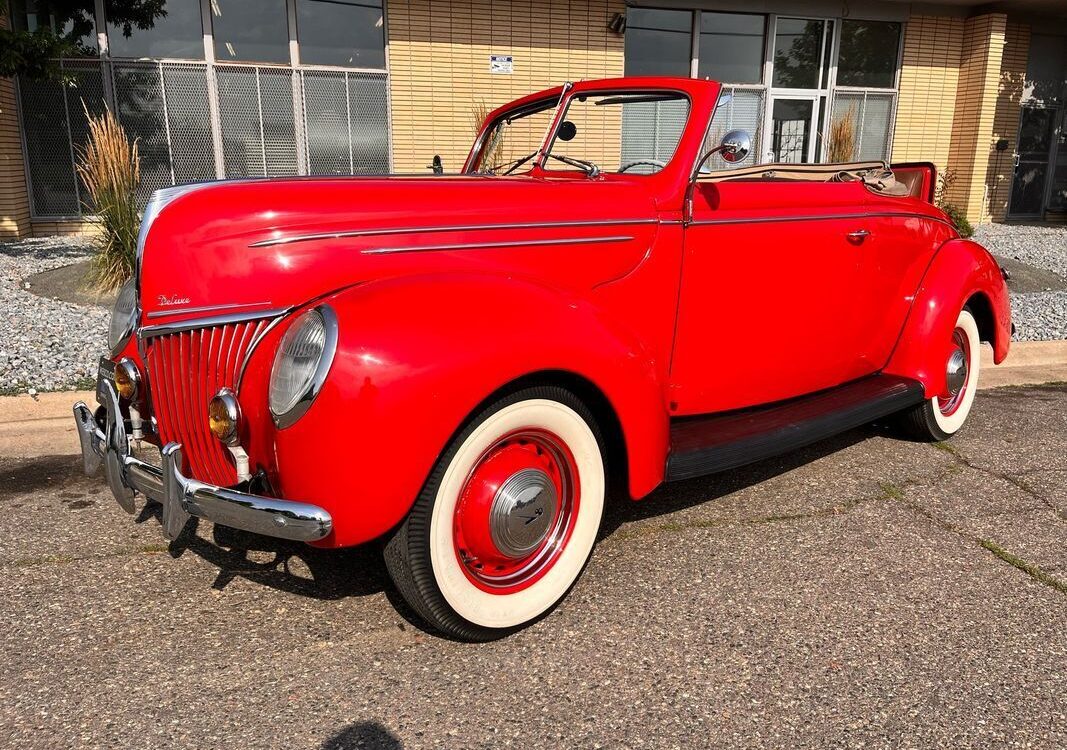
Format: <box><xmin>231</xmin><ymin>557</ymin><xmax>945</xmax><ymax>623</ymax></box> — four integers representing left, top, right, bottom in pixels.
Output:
<box><xmin>144</xmin><ymin>318</ymin><xmax>271</xmax><ymax>486</ymax></box>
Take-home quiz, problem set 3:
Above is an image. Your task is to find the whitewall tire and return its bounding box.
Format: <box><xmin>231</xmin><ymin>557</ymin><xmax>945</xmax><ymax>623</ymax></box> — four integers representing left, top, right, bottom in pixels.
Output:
<box><xmin>897</xmin><ymin>308</ymin><xmax>982</xmax><ymax>441</ymax></box>
<box><xmin>384</xmin><ymin>386</ymin><xmax>605</xmax><ymax>641</ymax></box>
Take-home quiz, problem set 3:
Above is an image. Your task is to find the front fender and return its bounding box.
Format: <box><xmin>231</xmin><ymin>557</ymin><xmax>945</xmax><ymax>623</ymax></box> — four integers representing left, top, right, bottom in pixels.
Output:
<box><xmin>883</xmin><ymin>238</ymin><xmax>1011</xmax><ymax>397</ymax></box>
<box><xmin>266</xmin><ymin>273</ymin><xmax>669</xmax><ymax>548</ymax></box>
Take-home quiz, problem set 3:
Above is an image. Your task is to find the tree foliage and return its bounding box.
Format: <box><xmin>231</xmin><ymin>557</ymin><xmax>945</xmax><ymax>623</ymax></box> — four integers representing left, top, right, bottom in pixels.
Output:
<box><xmin>1</xmin><ymin>0</ymin><xmax>167</xmax><ymax>80</ymax></box>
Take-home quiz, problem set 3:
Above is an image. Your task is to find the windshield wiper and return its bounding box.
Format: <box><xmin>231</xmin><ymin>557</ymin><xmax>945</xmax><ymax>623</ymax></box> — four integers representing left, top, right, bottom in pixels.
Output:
<box><xmin>546</xmin><ymin>153</ymin><xmax>600</xmax><ymax>178</ymax></box>
<box><xmin>489</xmin><ymin>150</ymin><xmax>540</xmax><ymax>175</ymax></box>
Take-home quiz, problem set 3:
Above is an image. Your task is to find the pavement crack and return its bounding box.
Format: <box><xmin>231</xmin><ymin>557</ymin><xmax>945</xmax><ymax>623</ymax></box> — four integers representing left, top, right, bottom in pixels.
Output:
<box><xmin>887</xmin><ymin>473</ymin><xmax>1067</xmax><ymax>597</ymax></box>
<box><xmin>931</xmin><ymin>442</ymin><xmax>1067</xmax><ymax>522</ymax></box>
<box><xmin>979</xmin><ymin>539</ymin><xmax>1067</xmax><ymax>594</ymax></box>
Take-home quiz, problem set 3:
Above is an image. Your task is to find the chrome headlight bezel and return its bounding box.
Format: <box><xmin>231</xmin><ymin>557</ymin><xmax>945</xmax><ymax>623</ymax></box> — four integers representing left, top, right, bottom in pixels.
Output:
<box><xmin>268</xmin><ymin>305</ymin><xmax>339</xmax><ymax>429</ymax></box>
<box><xmin>107</xmin><ymin>280</ymin><xmax>138</xmax><ymax>355</ymax></box>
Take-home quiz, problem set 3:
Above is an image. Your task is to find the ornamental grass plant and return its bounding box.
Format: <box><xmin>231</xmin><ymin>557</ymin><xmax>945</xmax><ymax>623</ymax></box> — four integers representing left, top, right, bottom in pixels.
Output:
<box><xmin>827</xmin><ymin>106</ymin><xmax>857</xmax><ymax>163</ymax></box>
<box><xmin>75</xmin><ymin>104</ymin><xmax>141</xmax><ymax>290</ymax></box>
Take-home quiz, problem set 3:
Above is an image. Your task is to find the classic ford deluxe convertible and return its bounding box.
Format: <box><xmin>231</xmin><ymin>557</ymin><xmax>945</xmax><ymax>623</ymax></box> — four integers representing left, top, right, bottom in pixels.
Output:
<box><xmin>74</xmin><ymin>77</ymin><xmax>1011</xmax><ymax>640</ymax></box>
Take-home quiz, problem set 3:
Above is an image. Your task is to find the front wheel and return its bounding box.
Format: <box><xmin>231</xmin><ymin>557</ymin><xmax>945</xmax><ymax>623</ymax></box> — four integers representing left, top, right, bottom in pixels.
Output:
<box><xmin>384</xmin><ymin>387</ymin><xmax>605</xmax><ymax>641</ymax></box>
<box><xmin>895</xmin><ymin>308</ymin><xmax>981</xmax><ymax>441</ymax></box>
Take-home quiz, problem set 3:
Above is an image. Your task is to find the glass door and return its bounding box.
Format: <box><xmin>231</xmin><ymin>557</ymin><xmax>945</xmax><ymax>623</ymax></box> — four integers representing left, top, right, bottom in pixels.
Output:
<box><xmin>1009</xmin><ymin>106</ymin><xmax>1058</xmax><ymax>218</ymax></box>
<box><xmin>764</xmin><ymin>16</ymin><xmax>834</xmax><ymax>164</ymax></box>
<box><xmin>769</xmin><ymin>97</ymin><xmax>818</xmax><ymax>162</ymax></box>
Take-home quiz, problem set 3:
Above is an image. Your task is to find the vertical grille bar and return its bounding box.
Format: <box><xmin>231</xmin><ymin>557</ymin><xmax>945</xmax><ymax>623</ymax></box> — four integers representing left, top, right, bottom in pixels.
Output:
<box><xmin>143</xmin><ymin>318</ymin><xmax>277</xmax><ymax>486</ymax></box>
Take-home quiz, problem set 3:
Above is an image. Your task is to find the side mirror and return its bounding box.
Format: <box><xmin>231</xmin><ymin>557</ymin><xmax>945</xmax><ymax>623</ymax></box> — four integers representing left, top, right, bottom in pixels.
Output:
<box><xmin>718</xmin><ymin>129</ymin><xmax>751</xmax><ymax>164</ymax></box>
<box><xmin>428</xmin><ymin>154</ymin><xmax>443</xmax><ymax>174</ymax></box>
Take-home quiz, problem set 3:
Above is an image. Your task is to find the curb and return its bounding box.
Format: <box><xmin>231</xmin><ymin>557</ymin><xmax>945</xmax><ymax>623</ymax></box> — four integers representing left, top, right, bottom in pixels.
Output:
<box><xmin>0</xmin><ymin>342</ymin><xmax>1064</xmax><ymax>460</ymax></box>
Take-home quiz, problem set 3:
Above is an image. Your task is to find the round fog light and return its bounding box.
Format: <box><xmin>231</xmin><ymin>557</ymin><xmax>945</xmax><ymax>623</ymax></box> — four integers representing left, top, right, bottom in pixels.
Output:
<box><xmin>208</xmin><ymin>388</ymin><xmax>241</xmax><ymax>444</ymax></box>
<box><xmin>114</xmin><ymin>358</ymin><xmax>140</xmax><ymax>401</ymax></box>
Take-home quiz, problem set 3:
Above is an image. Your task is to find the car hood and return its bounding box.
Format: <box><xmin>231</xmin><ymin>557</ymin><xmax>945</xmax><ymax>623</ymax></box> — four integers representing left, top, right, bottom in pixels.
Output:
<box><xmin>137</xmin><ymin>174</ymin><xmax>659</xmax><ymax>326</ymax></box>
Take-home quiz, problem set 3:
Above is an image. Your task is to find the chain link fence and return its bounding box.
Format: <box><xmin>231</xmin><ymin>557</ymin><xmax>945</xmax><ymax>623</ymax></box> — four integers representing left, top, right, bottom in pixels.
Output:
<box><xmin>17</xmin><ymin>59</ymin><xmax>390</xmax><ymax>217</ymax></box>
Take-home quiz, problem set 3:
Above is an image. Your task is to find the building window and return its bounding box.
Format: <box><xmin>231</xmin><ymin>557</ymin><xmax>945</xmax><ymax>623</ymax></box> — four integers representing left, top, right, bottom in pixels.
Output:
<box><xmin>105</xmin><ymin>0</ymin><xmax>205</xmax><ymax>60</ymax></box>
<box><xmin>11</xmin><ymin>0</ymin><xmax>97</xmax><ymax>52</ymax></box>
<box><xmin>836</xmin><ymin>20</ymin><xmax>901</xmax><ymax>88</ymax></box>
<box><xmin>624</xmin><ymin>8</ymin><xmax>692</xmax><ymax>77</ymax></box>
<box><xmin>697</xmin><ymin>12</ymin><xmax>764</xmax><ymax>84</ymax></box>
<box><xmin>296</xmin><ymin>0</ymin><xmax>385</xmax><ymax>69</ymax></box>
<box><xmin>211</xmin><ymin>0</ymin><xmax>290</xmax><ymax>63</ymax></box>
<box><xmin>772</xmin><ymin>18</ymin><xmax>828</xmax><ymax>90</ymax></box>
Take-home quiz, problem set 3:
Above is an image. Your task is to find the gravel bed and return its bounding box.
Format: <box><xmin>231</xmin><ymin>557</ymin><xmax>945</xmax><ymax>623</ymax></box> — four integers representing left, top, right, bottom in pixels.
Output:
<box><xmin>0</xmin><ymin>237</ymin><xmax>109</xmax><ymax>394</ymax></box>
<box><xmin>0</xmin><ymin>224</ymin><xmax>1062</xmax><ymax>395</ymax></box>
<box><xmin>973</xmin><ymin>223</ymin><xmax>1067</xmax><ymax>341</ymax></box>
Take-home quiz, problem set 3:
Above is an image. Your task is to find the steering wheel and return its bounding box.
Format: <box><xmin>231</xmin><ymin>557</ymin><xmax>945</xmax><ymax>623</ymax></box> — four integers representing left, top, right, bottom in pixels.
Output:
<box><xmin>618</xmin><ymin>159</ymin><xmax>667</xmax><ymax>174</ymax></box>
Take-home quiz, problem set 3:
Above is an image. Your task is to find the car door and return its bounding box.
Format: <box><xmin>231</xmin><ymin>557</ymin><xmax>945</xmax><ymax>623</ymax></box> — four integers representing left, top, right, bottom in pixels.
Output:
<box><xmin>668</xmin><ymin>177</ymin><xmax>875</xmax><ymax>415</ymax></box>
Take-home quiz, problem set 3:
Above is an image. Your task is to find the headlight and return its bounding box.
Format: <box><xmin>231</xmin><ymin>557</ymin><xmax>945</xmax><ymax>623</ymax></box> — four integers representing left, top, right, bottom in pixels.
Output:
<box><xmin>268</xmin><ymin>306</ymin><xmax>338</xmax><ymax>428</ymax></box>
<box><xmin>108</xmin><ymin>281</ymin><xmax>138</xmax><ymax>353</ymax></box>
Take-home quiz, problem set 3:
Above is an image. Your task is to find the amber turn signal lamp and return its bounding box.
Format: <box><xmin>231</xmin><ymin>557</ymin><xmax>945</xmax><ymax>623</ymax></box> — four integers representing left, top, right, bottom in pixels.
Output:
<box><xmin>114</xmin><ymin>358</ymin><xmax>140</xmax><ymax>401</ymax></box>
<box><xmin>208</xmin><ymin>388</ymin><xmax>240</xmax><ymax>444</ymax></box>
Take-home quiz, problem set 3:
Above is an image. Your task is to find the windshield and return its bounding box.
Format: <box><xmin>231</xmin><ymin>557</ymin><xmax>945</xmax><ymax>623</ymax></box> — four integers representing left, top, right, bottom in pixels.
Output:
<box><xmin>471</xmin><ymin>99</ymin><xmax>558</xmax><ymax>174</ymax></box>
<box><xmin>544</xmin><ymin>91</ymin><xmax>691</xmax><ymax>175</ymax></box>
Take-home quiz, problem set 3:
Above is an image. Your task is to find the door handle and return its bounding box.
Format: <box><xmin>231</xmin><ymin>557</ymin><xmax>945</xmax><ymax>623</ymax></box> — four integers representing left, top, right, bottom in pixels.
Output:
<box><xmin>847</xmin><ymin>229</ymin><xmax>871</xmax><ymax>243</ymax></box>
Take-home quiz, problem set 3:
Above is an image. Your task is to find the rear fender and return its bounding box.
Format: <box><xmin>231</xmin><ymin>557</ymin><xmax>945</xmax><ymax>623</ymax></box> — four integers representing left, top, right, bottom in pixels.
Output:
<box><xmin>269</xmin><ymin>273</ymin><xmax>669</xmax><ymax>548</ymax></box>
<box><xmin>883</xmin><ymin>238</ymin><xmax>1011</xmax><ymax>397</ymax></box>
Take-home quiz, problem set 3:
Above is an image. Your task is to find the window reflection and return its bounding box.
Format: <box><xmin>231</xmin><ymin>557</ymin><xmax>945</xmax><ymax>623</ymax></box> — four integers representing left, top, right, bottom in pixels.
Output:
<box><xmin>624</xmin><ymin>8</ymin><xmax>692</xmax><ymax>77</ymax></box>
<box><xmin>772</xmin><ymin>18</ymin><xmax>825</xmax><ymax>89</ymax></box>
<box><xmin>837</xmin><ymin>20</ymin><xmax>901</xmax><ymax>88</ymax></box>
<box><xmin>698</xmin><ymin>12</ymin><xmax>764</xmax><ymax>84</ymax></box>
<box><xmin>297</xmin><ymin>0</ymin><xmax>385</xmax><ymax>68</ymax></box>
<box><xmin>211</xmin><ymin>0</ymin><xmax>289</xmax><ymax>63</ymax></box>
<box><xmin>106</xmin><ymin>0</ymin><xmax>203</xmax><ymax>60</ymax></box>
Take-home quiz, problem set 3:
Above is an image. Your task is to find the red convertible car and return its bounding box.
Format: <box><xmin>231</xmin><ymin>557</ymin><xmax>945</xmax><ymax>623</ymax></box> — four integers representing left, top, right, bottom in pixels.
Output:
<box><xmin>74</xmin><ymin>77</ymin><xmax>1011</xmax><ymax>640</ymax></box>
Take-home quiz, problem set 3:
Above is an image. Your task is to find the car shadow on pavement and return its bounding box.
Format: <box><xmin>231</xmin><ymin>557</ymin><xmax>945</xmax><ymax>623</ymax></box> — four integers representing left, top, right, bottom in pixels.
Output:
<box><xmin>129</xmin><ymin>425</ymin><xmax>874</xmax><ymax>621</ymax></box>
<box><xmin>597</xmin><ymin>426</ymin><xmax>875</xmax><ymax>540</ymax></box>
<box><xmin>135</xmin><ymin>501</ymin><xmax>390</xmax><ymax>600</ymax></box>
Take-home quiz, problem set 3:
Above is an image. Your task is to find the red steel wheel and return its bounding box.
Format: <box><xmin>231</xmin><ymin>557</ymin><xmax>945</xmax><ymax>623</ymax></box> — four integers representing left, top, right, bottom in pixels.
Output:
<box><xmin>452</xmin><ymin>429</ymin><xmax>580</xmax><ymax>594</ymax></box>
<box><xmin>384</xmin><ymin>386</ymin><xmax>605</xmax><ymax>641</ymax></box>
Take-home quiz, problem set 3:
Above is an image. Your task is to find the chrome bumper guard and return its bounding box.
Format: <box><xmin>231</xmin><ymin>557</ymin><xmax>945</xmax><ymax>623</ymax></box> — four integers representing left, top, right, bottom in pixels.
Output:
<box><xmin>73</xmin><ymin>380</ymin><xmax>332</xmax><ymax>542</ymax></box>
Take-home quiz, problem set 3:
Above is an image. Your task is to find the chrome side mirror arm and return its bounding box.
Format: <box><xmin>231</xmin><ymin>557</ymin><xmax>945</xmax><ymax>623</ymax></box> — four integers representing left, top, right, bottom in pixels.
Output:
<box><xmin>683</xmin><ymin>129</ymin><xmax>752</xmax><ymax>225</ymax></box>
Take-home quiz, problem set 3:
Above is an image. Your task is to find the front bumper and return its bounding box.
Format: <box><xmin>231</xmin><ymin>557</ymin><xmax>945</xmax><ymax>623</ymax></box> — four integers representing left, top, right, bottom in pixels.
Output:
<box><xmin>73</xmin><ymin>380</ymin><xmax>333</xmax><ymax>542</ymax></box>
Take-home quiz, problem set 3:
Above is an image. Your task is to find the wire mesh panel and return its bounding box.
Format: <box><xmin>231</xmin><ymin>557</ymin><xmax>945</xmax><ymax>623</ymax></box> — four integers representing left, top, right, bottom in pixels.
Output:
<box><xmin>705</xmin><ymin>86</ymin><xmax>765</xmax><ymax>169</ymax></box>
<box><xmin>20</xmin><ymin>58</ymin><xmax>390</xmax><ymax>217</ymax></box>
<box><xmin>17</xmin><ymin>60</ymin><xmax>107</xmax><ymax>216</ymax></box>
<box><xmin>111</xmin><ymin>62</ymin><xmax>173</xmax><ymax>205</ymax></box>
<box><xmin>831</xmin><ymin>91</ymin><xmax>895</xmax><ymax>162</ymax></box>
<box><xmin>217</xmin><ymin>66</ymin><xmax>269</xmax><ymax>177</ymax></box>
<box><xmin>259</xmin><ymin>69</ymin><xmax>299</xmax><ymax>177</ymax></box>
<box><xmin>161</xmin><ymin>65</ymin><xmax>216</xmax><ymax>184</ymax></box>
<box><xmin>620</xmin><ymin>99</ymin><xmax>690</xmax><ymax>175</ymax></box>
<box><xmin>216</xmin><ymin>66</ymin><xmax>302</xmax><ymax>178</ymax></box>
<box><xmin>302</xmin><ymin>70</ymin><xmax>351</xmax><ymax>176</ymax></box>
<box><xmin>346</xmin><ymin>73</ymin><xmax>389</xmax><ymax>174</ymax></box>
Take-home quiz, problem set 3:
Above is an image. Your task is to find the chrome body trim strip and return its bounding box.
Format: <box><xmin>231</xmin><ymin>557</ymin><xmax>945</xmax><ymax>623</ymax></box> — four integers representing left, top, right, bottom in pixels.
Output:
<box><xmin>248</xmin><ymin>218</ymin><xmax>658</xmax><ymax>247</ymax></box>
<box><xmin>73</xmin><ymin>387</ymin><xmax>332</xmax><ymax>542</ymax></box>
<box><xmin>363</xmin><ymin>234</ymin><xmax>635</xmax><ymax>256</ymax></box>
<box><xmin>687</xmin><ymin>211</ymin><xmax>957</xmax><ymax>230</ymax></box>
<box><xmin>139</xmin><ymin>307</ymin><xmax>289</xmax><ymax>339</ymax></box>
<box><xmin>146</xmin><ymin>301</ymin><xmax>274</xmax><ymax>320</ymax></box>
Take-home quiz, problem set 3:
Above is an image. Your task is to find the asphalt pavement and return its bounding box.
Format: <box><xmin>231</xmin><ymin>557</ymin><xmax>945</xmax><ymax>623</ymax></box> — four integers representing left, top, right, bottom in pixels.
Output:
<box><xmin>1</xmin><ymin>384</ymin><xmax>1065</xmax><ymax>749</ymax></box>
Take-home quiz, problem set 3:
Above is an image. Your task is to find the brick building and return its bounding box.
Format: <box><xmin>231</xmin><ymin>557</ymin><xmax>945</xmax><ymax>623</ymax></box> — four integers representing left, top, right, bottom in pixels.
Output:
<box><xmin>1</xmin><ymin>0</ymin><xmax>1065</xmax><ymax>239</ymax></box>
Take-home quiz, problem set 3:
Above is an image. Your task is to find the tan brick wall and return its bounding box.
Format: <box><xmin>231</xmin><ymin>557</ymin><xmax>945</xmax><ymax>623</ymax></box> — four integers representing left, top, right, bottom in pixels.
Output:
<box><xmin>31</xmin><ymin>219</ymin><xmax>100</xmax><ymax>238</ymax></box>
<box><xmin>892</xmin><ymin>15</ymin><xmax>964</xmax><ymax>175</ymax></box>
<box><xmin>985</xmin><ymin>21</ymin><xmax>1029</xmax><ymax>222</ymax></box>
<box><xmin>386</xmin><ymin>0</ymin><xmax>626</xmax><ymax>174</ymax></box>
<box><xmin>945</xmin><ymin>13</ymin><xmax>1008</xmax><ymax>223</ymax></box>
<box><xmin>0</xmin><ymin>11</ymin><xmax>33</xmax><ymax>239</ymax></box>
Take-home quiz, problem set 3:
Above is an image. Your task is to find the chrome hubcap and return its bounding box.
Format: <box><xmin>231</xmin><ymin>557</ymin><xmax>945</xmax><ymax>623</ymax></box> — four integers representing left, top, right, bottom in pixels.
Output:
<box><xmin>489</xmin><ymin>468</ymin><xmax>558</xmax><ymax>558</ymax></box>
<box><xmin>946</xmin><ymin>347</ymin><xmax>968</xmax><ymax>396</ymax></box>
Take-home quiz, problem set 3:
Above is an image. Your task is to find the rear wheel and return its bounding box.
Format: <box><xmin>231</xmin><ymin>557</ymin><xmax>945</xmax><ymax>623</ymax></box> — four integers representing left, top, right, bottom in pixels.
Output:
<box><xmin>384</xmin><ymin>386</ymin><xmax>605</xmax><ymax>641</ymax></box>
<box><xmin>896</xmin><ymin>308</ymin><xmax>981</xmax><ymax>441</ymax></box>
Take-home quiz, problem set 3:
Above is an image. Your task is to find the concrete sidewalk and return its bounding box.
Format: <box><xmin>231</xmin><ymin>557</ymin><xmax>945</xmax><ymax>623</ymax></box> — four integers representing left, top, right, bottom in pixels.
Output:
<box><xmin>1</xmin><ymin>340</ymin><xmax>1065</xmax><ymax>460</ymax></box>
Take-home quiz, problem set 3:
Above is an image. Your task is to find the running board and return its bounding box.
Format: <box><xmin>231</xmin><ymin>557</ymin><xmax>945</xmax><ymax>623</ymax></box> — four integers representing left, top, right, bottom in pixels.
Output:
<box><xmin>666</xmin><ymin>374</ymin><xmax>925</xmax><ymax>481</ymax></box>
